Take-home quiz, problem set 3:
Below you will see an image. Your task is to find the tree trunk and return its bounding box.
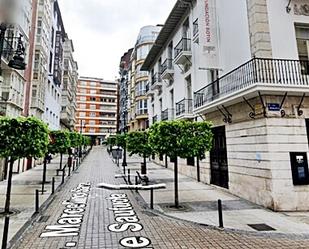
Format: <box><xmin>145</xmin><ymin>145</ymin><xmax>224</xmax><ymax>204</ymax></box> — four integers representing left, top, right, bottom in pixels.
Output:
<box><xmin>174</xmin><ymin>156</ymin><xmax>179</xmax><ymax>208</ymax></box>
<box><xmin>197</xmin><ymin>156</ymin><xmax>200</xmax><ymax>182</ymax></box>
<box><xmin>59</xmin><ymin>153</ymin><xmax>63</xmax><ymax>170</ymax></box>
<box><xmin>141</xmin><ymin>154</ymin><xmax>147</xmax><ymax>175</ymax></box>
<box><xmin>41</xmin><ymin>155</ymin><xmax>47</xmax><ymax>193</ymax></box>
<box><xmin>4</xmin><ymin>159</ymin><xmax>14</xmax><ymax>214</ymax></box>
<box><xmin>3</xmin><ymin>158</ymin><xmax>8</xmax><ymax>180</ymax></box>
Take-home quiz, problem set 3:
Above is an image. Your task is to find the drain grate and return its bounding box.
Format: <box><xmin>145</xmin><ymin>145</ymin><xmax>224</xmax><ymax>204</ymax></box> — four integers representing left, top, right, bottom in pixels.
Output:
<box><xmin>248</xmin><ymin>223</ymin><xmax>276</xmax><ymax>231</ymax></box>
<box><xmin>38</xmin><ymin>215</ymin><xmax>50</xmax><ymax>223</ymax></box>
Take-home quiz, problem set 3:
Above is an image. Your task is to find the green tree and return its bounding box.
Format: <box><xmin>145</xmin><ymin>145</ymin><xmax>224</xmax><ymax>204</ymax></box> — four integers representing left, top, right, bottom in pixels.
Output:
<box><xmin>115</xmin><ymin>133</ymin><xmax>126</xmax><ymax>148</ymax></box>
<box><xmin>126</xmin><ymin>131</ymin><xmax>153</xmax><ymax>174</ymax></box>
<box><xmin>149</xmin><ymin>120</ymin><xmax>213</xmax><ymax>207</ymax></box>
<box><xmin>49</xmin><ymin>130</ymin><xmax>71</xmax><ymax>169</ymax></box>
<box><xmin>0</xmin><ymin>117</ymin><xmax>49</xmax><ymax>214</ymax></box>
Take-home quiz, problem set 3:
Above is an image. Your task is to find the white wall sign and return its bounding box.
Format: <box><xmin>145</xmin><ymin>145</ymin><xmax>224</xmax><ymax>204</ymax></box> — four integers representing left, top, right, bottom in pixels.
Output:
<box><xmin>203</xmin><ymin>0</ymin><xmax>220</xmax><ymax>69</ymax></box>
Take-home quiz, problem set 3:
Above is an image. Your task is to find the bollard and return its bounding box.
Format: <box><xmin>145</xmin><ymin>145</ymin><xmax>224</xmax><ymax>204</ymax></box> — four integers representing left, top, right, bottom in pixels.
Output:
<box><xmin>128</xmin><ymin>169</ymin><xmax>131</xmax><ymax>185</ymax></box>
<box><xmin>150</xmin><ymin>189</ymin><xmax>154</xmax><ymax>209</ymax></box>
<box><xmin>52</xmin><ymin>177</ymin><xmax>55</xmax><ymax>195</ymax></box>
<box><xmin>218</xmin><ymin>199</ymin><xmax>224</xmax><ymax>228</ymax></box>
<box><xmin>1</xmin><ymin>216</ymin><xmax>10</xmax><ymax>249</ymax></box>
<box><xmin>61</xmin><ymin>169</ymin><xmax>65</xmax><ymax>185</ymax></box>
<box><xmin>35</xmin><ymin>189</ymin><xmax>39</xmax><ymax>214</ymax></box>
<box><xmin>135</xmin><ymin>176</ymin><xmax>138</xmax><ymax>193</ymax></box>
<box><xmin>68</xmin><ymin>165</ymin><xmax>71</xmax><ymax>177</ymax></box>
<box><xmin>72</xmin><ymin>160</ymin><xmax>75</xmax><ymax>171</ymax></box>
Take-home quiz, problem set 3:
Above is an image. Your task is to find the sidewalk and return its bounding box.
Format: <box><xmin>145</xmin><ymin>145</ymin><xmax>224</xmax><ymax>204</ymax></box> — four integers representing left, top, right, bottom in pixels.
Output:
<box><xmin>123</xmin><ymin>155</ymin><xmax>309</xmax><ymax>234</ymax></box>
<box><xmin>0</xmin><ymin>154</ymin><xmax>72</xmax><ymax>247</ymax></box>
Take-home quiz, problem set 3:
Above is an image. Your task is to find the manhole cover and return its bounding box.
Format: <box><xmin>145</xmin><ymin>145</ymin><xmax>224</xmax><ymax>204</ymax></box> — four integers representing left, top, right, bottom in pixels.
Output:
<box><xmin>0</xmin><ymin>208</ymin><xmax>21</xmax><ymax>217</ymax></box>
<box><xmin>248</xmin><ymin>223</ymin><xmax>276</xmax><ymax>231</ymax></box>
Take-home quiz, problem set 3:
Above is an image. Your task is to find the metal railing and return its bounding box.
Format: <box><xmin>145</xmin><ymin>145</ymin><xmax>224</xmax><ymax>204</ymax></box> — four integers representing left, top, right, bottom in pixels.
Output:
<box><xmin>176</xmin><ymin>99</ymin><xmax>193</xmax><ymax>116</ymax></box>
<box><xmin>161</xmin><ymin>108</ymin><xmax>175</xmax><ymax>121</ymax></box>
<box><xmin>151</xmin><ymin>73</ymin><xmax>162</xmax><ymax>85</ymax></box>
<box><xmin>193</xmin><ymin>19</ymin><xmax>199</xmax><ymax>37</ymax></box>
<box><xmin>136</xmin><ymin>109</ymin><xmax>148</xmax><ymax>116</ymax></box>
<box><xmin>194</xmin><ymin>58</ymin><xmax>309</xmax><ymax>108</ymax></box>
<box><xmin>161</xmin><ymin>59</ymin><xmax>174</xmax><ymax>74</ymax></box>
<box><xmin>152</xmin><ymin>115</ymin><xmax>158</xmax><ymax>124</ymax></box>
<box><xmin>174</xmin><ymin>38</ymin><xmax>191</xmax><ymax>59</ymax></box>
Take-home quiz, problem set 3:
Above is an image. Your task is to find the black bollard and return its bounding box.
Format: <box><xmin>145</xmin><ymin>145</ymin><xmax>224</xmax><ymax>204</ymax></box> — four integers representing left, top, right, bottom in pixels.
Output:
<box><xmin>218</xmin><ymin>199</ymin><xmax>224</xmax><ymax>228</ymax></box>
<box><xmin>61</xmin><ymin>168</ymin><xmax>65</xmax><ymax>185</ymax></box>
<box><xmin>1</xmin><ymin>216</ymin><xmax>10</xmax><ymax>249</ymax></box>
<box><xmin>35</xmin><ymin>189</ymin><xmax>39</xmax><ymax>213</ymax></box>
<box><xmin>150</xmin><ymin>189</ymin><xmax>154</xmax><ymax>209</ymax></box>
<box><xmin>51</xmin><ymin>177</ymin><xmax>55</xmax><ymax>195</ymax></box>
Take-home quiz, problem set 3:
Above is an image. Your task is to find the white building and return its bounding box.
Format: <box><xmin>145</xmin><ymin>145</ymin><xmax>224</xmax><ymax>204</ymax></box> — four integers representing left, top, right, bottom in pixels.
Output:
<box><xmin>142</xmin><ymin>0</ymin><xmax>309</xmax><ymax>211</ymax></box>
<box><xmin>43</xmin><ymin>0</ymin><xmax>64</xmax><ymax>130</ymax></box>
<box><xmin>0</xmin><ymin>0</ymin><xmax>32</xmax><ymax>117</ymax></box>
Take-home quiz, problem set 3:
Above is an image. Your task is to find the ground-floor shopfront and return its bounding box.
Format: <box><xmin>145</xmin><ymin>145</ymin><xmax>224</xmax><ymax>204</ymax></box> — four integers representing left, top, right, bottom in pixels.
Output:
<box><xmin>155</xmin><ymin>95</ymin><xmax>309</xmax><ymax>211</ymax></box>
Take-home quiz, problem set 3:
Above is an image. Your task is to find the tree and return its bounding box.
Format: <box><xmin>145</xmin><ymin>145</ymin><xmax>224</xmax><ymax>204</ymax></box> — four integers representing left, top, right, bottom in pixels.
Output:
<box><xmin>0</xmin><ymin>117</ymin><xmax>49</xmax><ymax>214</ymax></box>
<box><xmin>126</xmin><ymin>131</ymin><xmax>153</xmax><ymax>174</ymax></box>
<box><xmin>149</xmin><ymin>120</ymin><xmax>213</xmax><ymax>208</ymax></box>
<box><xmin>49</xmin><ymin>130</ymin><xmax>71</xmax><ymax>169</ymax></box>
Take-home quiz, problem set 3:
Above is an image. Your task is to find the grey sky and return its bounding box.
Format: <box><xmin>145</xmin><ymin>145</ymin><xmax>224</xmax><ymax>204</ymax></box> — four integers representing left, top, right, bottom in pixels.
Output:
<box><xmin>58</xmin><ymin>0</ymin><xmax>176</xmax><ymax>81</ymax></box>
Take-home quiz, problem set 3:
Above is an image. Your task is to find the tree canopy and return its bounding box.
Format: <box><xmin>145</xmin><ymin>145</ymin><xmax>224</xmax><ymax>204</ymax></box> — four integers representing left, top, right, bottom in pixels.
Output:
<box><xmin>0</xmin><ymin>117</ymin><xmax>49</xmax><ymax>160</ymax></box>
<box><xmin>49</xmin><ymin>130</ymin><xmax>71</xmax><ymax>154</ymax></box>
<box><xmin>148</xmin><ymin>120</ymin><xmax>213</xmax><ymax>159</ymax></box>
<box><xmin>126</xmin><ymin>131</ymin><xmax>153</xmax><ymax>157</ymax></box>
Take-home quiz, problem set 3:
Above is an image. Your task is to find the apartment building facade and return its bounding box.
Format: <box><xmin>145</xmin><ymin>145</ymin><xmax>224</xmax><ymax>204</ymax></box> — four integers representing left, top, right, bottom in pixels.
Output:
<box><xmin>60</xmin><ymin>36</ymin><xmax>78</xmax><ymax>130</ymax></box>
<box><xmin>142</xmin><ymin>0</ymin><xmax>309</xmax><ymax>211</ymax></box>
<box><xmin>119</xmin><ymin>48</ymin><xmax>133</xmax><ymax>132</ymax></box>
<box><xmin>127</xmin><ymin>26</ymin><xmax>161</xmax><ymax>131</ymax></box>
<box><xmin>75</xmin><ymin>77</ymin><xmax>118</xmax><ymax>144</ymax></box>
<box><xmin>0</xmin><ymin>0</ymin><xmax>32</xmax><ymax>118</ymax></box>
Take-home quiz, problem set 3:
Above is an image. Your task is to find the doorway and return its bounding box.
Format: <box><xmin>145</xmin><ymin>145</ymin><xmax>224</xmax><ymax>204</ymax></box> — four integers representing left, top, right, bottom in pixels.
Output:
<box><xmin>210</xmin><ymin>126</ymin><xmax>229</xmax><ymax>188</ymax></box>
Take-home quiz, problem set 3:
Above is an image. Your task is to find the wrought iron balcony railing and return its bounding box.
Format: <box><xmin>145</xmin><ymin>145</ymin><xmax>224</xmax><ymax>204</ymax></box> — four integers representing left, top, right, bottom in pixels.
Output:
<box><xmin>176</xmin><ymin>99</ymin><xmax>193</xmax><ymax>116</ymax></box>
<box><xmin>161</xmin><ymin>108</ymin><xmax>175</xmax><ymax>121</ymax></box>
<box><xmin>174</xmin><ymin>38</ymin><xmax>191</xmax><ymax>59</ymax></box>
<box><xmin>161</xmin><ymin>59</ymin><xmax>174</xmax><ymax>74</ymax></box>
<box><xmin>152</xmin><ymin>115</ymin><xmax>158</xmax><ymax>124</ymax></box>
<box><xmin>193</xmin><ymin>19</ymin><xmax>199</xmax><ymax>37</ymax></box>
<box><xmin>151</xmin><ymin>72</ymin><xmax>162</xmax><ymax>85</ymax></box>
<box><xmin>194</xmin><ymin>58</ymin><xmax>309</xmax><ymax>109</ymax></box>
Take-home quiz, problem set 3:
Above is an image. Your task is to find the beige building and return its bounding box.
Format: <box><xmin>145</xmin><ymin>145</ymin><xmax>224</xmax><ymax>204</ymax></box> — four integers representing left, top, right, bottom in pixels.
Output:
<box><xmin>128</xmin><ymin>25</ymin><xmax>161</xmax><ymax>131</ymax></box>
<box><xmin>75</xmin><ymin>77</ymin><xmax>118</xmax><ymax>144</ymax></box>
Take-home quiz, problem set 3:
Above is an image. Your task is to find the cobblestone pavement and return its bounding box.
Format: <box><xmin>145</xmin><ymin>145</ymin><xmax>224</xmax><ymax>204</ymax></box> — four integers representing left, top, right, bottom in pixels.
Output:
<box><xmin>12</xmin><ymin>147</ymin><xmax>309</xmax><ymax>249</ymax></box>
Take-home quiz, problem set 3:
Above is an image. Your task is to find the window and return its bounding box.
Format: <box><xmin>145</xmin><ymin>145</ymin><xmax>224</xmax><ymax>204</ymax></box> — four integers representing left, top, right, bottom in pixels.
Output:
<box><xmin>89</xmin><ymin>112</ymin><xmax>96</xmax><ymax>117</ymax></box>
<box><xmin>80</xmin><ymin>96</ymin><xmax>86</xmax><ymax>101</ymax></box>
<box><xmin>90</xmin><ymin>104</ymin><xmax>96</xmax><ymax>110</ymax></box>
<box><xmin>79</xmin><ymin>104</ymin><xmax>86</xmax><ymax>109</ymax></box>
<box><xmin>295</xmin><ymin>25</ymin><xmax>309</xmax><ymax>74</ymax></box>
<box><xmin>90</xmin><ymin>89</ymin><xmax>96</xmax><ymax>94</ymax></box>
<box><xmin>90</xmin><ymin>97</ymin><xmax>96</xmax><ymax>101</ymax></box>
<box><xmin>79</xmin><ymin>112</ymin><xmax>86</xmax><ymax>117</ymax></box>
<box><xmin>90</xmin><ymin>82</ymin><xmax>97</xmax><ymax>86</ymax></box>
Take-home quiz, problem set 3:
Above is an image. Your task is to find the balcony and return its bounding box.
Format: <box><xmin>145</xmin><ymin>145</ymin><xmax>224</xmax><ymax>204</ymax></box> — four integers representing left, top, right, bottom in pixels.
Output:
<box><xmin>150</xmin><ymin>73</ymin><xmax>162</xmax><ymax>90</ymax></box>
<box><xmin>161</xmin><ymin>59</ymin><xmax>174</xmax><ymax>80</ymax></box>
<box><xmin>161</xmin><ymin>108</ymin><xmax>175</xmax><ymax>121</ymax></box>
<box><xmin>194</xmin><ymin>58</ymin><xmax>309</xmax><ymax>114</ymax></box>
<box><xmin>136</xmin><ymin>109</ymin><xmax>148</xmax><ymax>119</ymax></box>
<box><xmin>152</xmin><ymin>115</ymin><xmax>158</xmax><ymax>124</ymax></box>
<box><xmin>174</xmin><ymin>38</ymin><xmax>192</xmax><ymax>65</ymax></box>
<box><xmin>193</xmin><ymin>19</ymin><xmax>199</xmax><ymax>43</ymax></box>
<box><xmin>176</xmin><ymin>99</ymin><xmax>194</xmax><ymax>119</ymax></box>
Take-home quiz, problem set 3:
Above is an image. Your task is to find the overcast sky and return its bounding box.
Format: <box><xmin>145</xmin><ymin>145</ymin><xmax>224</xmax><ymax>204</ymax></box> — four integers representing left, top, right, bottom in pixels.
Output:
<box><xmin>58</xmin><ymin>0</ymin><xmax>176</xmax><ymax>81</ymax></box>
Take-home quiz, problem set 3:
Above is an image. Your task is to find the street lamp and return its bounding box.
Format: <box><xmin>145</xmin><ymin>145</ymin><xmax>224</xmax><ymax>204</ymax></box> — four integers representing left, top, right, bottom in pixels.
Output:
<box><xmin>122</xmin><ymin>113</ymin><xmax>128</xmax><ymax>168</ymax></box>
<box><xmin>0</xmin><ymin>23</ymin><xmax>26</xmax><ymax>77</ymax></box>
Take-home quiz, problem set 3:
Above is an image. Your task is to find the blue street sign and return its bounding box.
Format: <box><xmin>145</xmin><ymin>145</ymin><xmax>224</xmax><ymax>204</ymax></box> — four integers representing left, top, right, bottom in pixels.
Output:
<box><xmin>267</xmin><ymin>103</ymin><xmax>280</xmax><ymax>111</ymax></box>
